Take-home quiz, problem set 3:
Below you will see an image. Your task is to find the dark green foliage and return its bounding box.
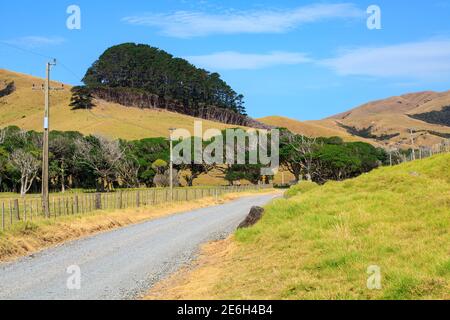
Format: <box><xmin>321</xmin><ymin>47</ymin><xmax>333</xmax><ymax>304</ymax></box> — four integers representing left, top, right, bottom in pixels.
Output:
<box><xmin>408</xmin><ymin>106</ymin><xmax>450</xmax><ymax>127</ymax></box>
<box><xmin>427</xmin><ymin>131</ymin><xmax>450</xmax><ymax>139</ymax></box>
<box><xmin>0</xmin><ymin>124</ymin><xmax>389</xmax><ymax>194</ymax></box>
<box><xmin>279</xmin><ymin>130</ymin><xmax>387</xmax><ymax>184</ymax></box>
<box><xmin>225</xmin><ymin>164</ymin><xmax>268</xmax><ymax>185</ymax></box>
<box><xmin>69</xmin><ymin>86</ymin><xmax>94</xmax><ymax>110</ymax></box>
<box><xmin>338</xmin><ymin>123</ymin><xmax>400</xmax><ymax>141</ymax></box>
<box><xmin>83</xmin><ymin>43</ymin><xmax>246</xmax><ymax>115</ymax></box>
<box><xmin>0</xmin><ymin>81</ymin><xmax>15</xmax><ymax>98</ymax></box>
<box><xmin>126</xmin><ymin>138</ymin><xmax>170</xmax><ymax>187</ymax></box>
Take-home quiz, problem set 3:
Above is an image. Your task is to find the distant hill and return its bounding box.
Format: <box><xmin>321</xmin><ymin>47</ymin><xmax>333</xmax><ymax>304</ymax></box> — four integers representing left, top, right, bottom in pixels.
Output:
<box><xmin>258</xmin><ymin>116</ymin><xmax>374</xmax><ymax>144</ymax></box>
<box><xmin>326</xmin><ymin>91</ymin><xmax>450</xmax><ymax>147</ymax></box>
<box><xmin>0</xmin><ymin>69</ymin><xmax>246</xmax><ymax>140</ymax></box>
<box><xmin>260</xmin><ymin>91</ymin><xmax>450</xmax><ymax>148</ymax></box>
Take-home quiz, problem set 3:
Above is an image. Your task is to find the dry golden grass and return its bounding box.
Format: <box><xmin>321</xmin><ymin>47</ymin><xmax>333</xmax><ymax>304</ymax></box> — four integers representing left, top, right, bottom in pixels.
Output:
<box><xmin>145</xmin><ymin>154</ymin><xmax>450</xmax><ymax>300</ymax></box>
<box><xmin>145</xmin><ymin>237</ymin><xmax>238</xmax><ymax>300</ymax></box>
<box><xmin>0</xmin><ymin>69</ymin><xmax>245</xmax><ymax>140</ymax></box>
<box><xmin>323</xmin><ymin>91</ymin><xmax>450</xmax><ymax>148</ymax></box>
<box><xmin>258</xmin><ymin>116</ymin><xmax>378</xmax><ymax>146</ymax></box>
<box><xmin>0</xmin><ymin>189</ymin><xmax>277</xmax><ymax>263</ymax></box>
<box><xmin>260</xmin><ymin>90</ymin><xmax>450</xmax><ymax>149</ymax></box>
<box><xmin>259</xmin><ymin>116</ymin><xmax>354</xmax><ymax>139</ymax></box>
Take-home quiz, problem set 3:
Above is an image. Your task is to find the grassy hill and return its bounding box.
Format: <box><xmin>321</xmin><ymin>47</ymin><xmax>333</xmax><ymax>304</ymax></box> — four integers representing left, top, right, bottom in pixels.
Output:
<box><xmin>325</xmin><ymin>91</ymin><xmax>450</xmax><ymax>148</ymax></box>
<box><xmin>260</xmin><ymin>91</ymin><xmax>450</xmax><ymax>148</ymax></box>
<box><xmin>258</xmin><ymin>116</ymin><xmax>375</xmax><ymax>144</ymax></box>
<box><xmin>0</xmin><ymin>69</ymin><xmax>244</xmax><ymax>140</ymax></box>
<box><xmin>153</xmin><ymin>154</ymin><xmax>450</xmax><ymax>300</ymax></box>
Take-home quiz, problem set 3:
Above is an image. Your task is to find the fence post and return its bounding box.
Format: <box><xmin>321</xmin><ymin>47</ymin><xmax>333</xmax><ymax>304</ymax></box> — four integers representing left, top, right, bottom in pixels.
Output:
<box><xmin>1</xmin><ymin>202</ymin><xmax>4</xmax><ymax>231</ymax></box>
<box><xmin>95</xmin><ymin>193</ymin><xmax>102</xmax><ymax>210</ymax></box>
<box><xmin>136</xmin><ymin>191</ymin><xmax>140</xmax><ymax>208</ymax></box>
<box><xmin>9</xmin><ymin>200</ymin><xmax>12</xmax><ymax>226</ymax></box>
<box><xmin>13</xmin><ymin>199</ymin><xmax>19</xmax><ymax>221</ymax></box>
<box><xmin>74</xmin><ymin>196</ymin><xmax>79</xmax><ymax>214</ymax></box>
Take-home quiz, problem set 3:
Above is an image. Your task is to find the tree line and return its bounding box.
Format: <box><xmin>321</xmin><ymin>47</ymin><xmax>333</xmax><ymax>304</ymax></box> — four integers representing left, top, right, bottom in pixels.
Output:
<box><xmin>279</xmin><ymin>129</ymin><xmax>388</xmax><ymax>184</ymax></box>
<box><xmin>0</xmin><ymin>125</ymin><xmax>390</xmax><ymax>197</ymax></box>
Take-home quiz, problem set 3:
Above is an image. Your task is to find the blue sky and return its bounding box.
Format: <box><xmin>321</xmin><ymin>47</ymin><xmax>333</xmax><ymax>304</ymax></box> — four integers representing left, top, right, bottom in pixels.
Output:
<box><xmin>1</xmin><ymin>0</ymin><xmax>450</xmax><ymax>120</ymax></box>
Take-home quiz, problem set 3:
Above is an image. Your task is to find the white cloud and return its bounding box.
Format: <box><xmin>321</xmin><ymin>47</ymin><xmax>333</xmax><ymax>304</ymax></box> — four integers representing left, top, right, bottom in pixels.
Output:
<box><xmin>5</xmin><ymin>36</ymin><xmax>65</xmax><ymax>48</ymax></box>
<box><xmin>122</xmin><ymin>3</ymin><xmax>363</xmax><ymax>38</ymax></box>
<box><xmin>321</xmin><ymin>39</ymin><xmax>450</xmax><ymax>79</ymax></box>
<box><xmin>185</xmin><ymin>51</ymin><xmax>311</xmax><ymax>70</ymax></box>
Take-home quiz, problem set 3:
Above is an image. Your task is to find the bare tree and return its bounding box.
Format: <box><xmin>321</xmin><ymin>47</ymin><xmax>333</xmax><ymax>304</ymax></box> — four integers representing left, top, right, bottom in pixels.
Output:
<box><xmin>116</xmin><ymin>157</ymin><xmax>140</xmax><ymax>188</ymax></box>
<box><xmin>10</xmin><ymin>149</ymin><xmax>41</xmax><ymax>197</ymax></box>
<box><xmin>286</xmin><ymin>135</ymin><xmax>320</xmax><ymax>182</ymax></box>
<box><xmin>74</xmin><ymin>136</ymin><xmax>125</xmax><ymax>192</ymax></box>
<box><xmin>154</xmin><ymin>169</ymin><xmax>179</xmax><ymax>188</ymax></box>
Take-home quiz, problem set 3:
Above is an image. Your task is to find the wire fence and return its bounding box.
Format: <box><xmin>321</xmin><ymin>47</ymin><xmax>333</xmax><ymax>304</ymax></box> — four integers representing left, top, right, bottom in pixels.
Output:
<box><xmin>388</xmin><ymin>139</ymin><xmax>450</xmax><ymax>165</ymax></box>
<box><xmin>0</xmin><ymin>185</ymin><xmax>272</xmax><ymax>231</ymax></box>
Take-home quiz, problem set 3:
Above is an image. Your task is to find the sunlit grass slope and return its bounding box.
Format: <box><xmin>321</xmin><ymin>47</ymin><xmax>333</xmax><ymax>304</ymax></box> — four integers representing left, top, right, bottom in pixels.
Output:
<box><xmin>0</xmin><ymin>69</ymin><xmax>244</xmax><ymax>140</ymax></box>
<box><xmin>169</xmin><ymin>154</ymin><xmax>450</xmax><ymax>300</ymax></box>
<box><xmin>258</xmin><ymin>116</ymin><xmax>376</xmax><ymax>144</ymax></box>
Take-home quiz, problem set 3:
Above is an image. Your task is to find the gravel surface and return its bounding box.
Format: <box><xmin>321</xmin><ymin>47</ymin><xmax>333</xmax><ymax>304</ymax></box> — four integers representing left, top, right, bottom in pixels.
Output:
<box><xmin>0</xmin><ymin>194</ymin><xmax>278</xmax><ymax>300</ymax></box>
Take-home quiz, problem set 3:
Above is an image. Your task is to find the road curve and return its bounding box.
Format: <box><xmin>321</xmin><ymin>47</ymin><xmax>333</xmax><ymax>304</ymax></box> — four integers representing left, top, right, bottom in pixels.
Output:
<box><xmin>0</xmin><ymin>194</ymin><xmax>278</xmax><ymax>300</ymax></box>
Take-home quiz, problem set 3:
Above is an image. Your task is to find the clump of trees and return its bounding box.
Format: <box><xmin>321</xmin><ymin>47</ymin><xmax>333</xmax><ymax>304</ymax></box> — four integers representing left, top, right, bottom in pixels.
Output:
<box><xmin>279</xmin><ymin>129</ymin><xmax>387</xmax><ymax>184</ymax></box>
<box><xmin>81</xmin><ymin>43</ymin><xmax>246</xmax><ymax>115</ymax></box>
<box><xmin>0</xmin><ymin>127</ymin><xmax>170</xmax><ymax>194</ymax></box>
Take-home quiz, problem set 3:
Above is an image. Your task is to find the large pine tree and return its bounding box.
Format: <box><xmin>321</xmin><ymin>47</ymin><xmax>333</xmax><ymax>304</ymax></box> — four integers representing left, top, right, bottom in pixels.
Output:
<box><xmin>69</xmin><ymin>86</ymin><xmax>94</xmax><ymax>110</ymax></box>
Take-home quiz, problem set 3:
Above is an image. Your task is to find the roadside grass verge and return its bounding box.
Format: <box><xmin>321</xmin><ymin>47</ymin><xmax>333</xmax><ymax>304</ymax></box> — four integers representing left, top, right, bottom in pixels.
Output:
<box><xmin>147</xmin><ymin>154</ymin><xmax>450</xmax><ymax>300</ymax></box>
<box><xmin>0</xmin><ymin>189</ymin><xmax>277</xmax><ymax>263</ymax></box>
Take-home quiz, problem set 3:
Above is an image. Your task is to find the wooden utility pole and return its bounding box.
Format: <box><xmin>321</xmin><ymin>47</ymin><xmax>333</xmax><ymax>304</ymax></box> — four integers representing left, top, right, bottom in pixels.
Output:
<box><xmin>169</xmin><ymin>128</ymin><xmax>175</xmax><ymax>202</ymax></box>
<box><xmin>33</xmin><ymin>60</ymin><xmax>63</xmax><ymax>218</ymax></box>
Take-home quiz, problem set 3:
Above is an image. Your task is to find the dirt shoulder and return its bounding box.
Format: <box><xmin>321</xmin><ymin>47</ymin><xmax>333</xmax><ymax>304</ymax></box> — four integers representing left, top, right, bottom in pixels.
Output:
<box><xmin>144</xmin><ymin>236</ymin><xmax>235</xmax><ymax>300</ymax></box>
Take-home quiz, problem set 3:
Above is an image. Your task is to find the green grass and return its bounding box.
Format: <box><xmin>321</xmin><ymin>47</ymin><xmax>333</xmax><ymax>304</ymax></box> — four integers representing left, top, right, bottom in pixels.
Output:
<box><xmin>198</xmin><ymin>154</ymin><xmax>450</xmax><ymax>300</ymax></box>
<box><xmin>284</xmin><ymin>181</ymin><xmax>319</xmax><ymax>199</ymax></box>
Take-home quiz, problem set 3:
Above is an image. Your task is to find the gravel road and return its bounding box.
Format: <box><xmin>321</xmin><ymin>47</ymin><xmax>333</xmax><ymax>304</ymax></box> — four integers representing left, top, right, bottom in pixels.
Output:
<box><xmin>0</xmin><ymin>194</ymin><xmax>278</xmax><ymax>300</ymax></box>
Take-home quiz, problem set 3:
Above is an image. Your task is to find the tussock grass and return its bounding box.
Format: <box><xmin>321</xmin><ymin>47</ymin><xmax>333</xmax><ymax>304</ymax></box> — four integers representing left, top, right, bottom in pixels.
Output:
<box><xmin>149</xmin><ymin>154</ymin><xmax>450</xmax><ymax>300</ymax></box>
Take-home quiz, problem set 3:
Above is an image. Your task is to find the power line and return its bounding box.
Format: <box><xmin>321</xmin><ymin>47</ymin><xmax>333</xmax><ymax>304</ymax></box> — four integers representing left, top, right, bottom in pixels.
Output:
<box><xmin>0</xmin><ymin>41</ymin><xmax>54</xmax><ymax>60</ymax></box>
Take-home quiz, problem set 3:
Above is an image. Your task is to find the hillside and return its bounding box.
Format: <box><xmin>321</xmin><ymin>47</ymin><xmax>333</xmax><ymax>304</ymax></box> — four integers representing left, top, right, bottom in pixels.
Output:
<box><xmin>260</xmin><ymin>91</ymin><xmax>450</xmax><ymax>148</ymax></box>
<box><xmin>0</xmin><ymin>69</ymin><xmax>245</xmax><ymax>140</ymax></box>
<box><xmin>3</xmin><ymin>68</ymin><xmax>449</xmax><ymax>148</ymax></box>
<box><xmin>325</xmin><ymin>91</ymin><xmax>450</xmax><ymax>147</ymax></box>
<box><xmin>147</xmin><ymin>154</ymin><xmax>450</xmax><ymax>300</ymax></box>
<box><xmin>258</xmin><ymin>116</ymin><xmax>376</xmax><ymax>144</ymax></box>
